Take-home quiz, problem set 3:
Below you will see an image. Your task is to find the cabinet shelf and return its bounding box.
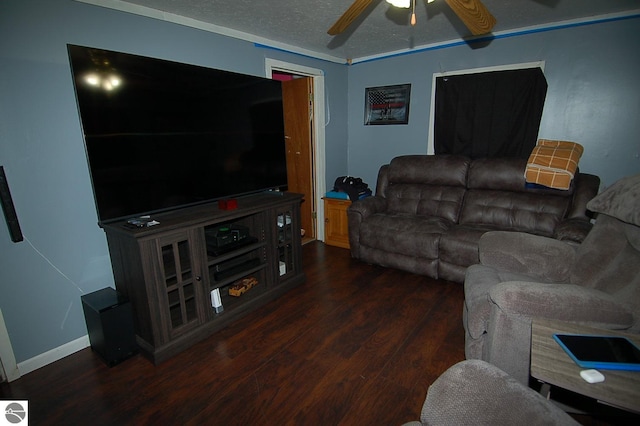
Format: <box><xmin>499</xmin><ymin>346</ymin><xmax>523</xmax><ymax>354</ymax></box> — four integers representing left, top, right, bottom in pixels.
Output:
<box><xmin>102</xmin><ymin>192</ymin><xmax>305</xmax><ymax>364</ymax></box>
<box><xmin>210</xmin><ymin>261</ymin><xmax>266</xmax><ymax>289</ymax></box>
<box><xmin>214</xmin><ymin>279</ymin><xmax>267</xmax><ymax>315</ymax></box>
<box><xmin>207</xmin><ymin>240</ymin><xmax>265</xmax><ymax>265</ymax></box>
<box><xmin>206</xmin><ymin>236</ymin><xmax>260</xmax><ymax>257</ymax></box>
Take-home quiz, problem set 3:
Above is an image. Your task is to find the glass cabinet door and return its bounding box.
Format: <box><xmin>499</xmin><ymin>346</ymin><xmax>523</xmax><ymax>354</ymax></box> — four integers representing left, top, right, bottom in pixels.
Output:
<box><xmin>276</xmin><ymin>206</ymin><xmax>298</xmax><ymax>280</ymax></box>
<box><xmin>158</xmin><ymin>231</ymin><xmax>205</xmax><ymax>337</ymax></box>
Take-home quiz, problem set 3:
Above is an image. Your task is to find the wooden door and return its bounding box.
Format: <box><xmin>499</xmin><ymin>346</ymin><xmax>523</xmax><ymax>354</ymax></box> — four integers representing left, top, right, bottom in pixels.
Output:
<box><xmin>282</xmin><ymin>77</ymin><xmax>315</xmax><ymax>241</ymax></box>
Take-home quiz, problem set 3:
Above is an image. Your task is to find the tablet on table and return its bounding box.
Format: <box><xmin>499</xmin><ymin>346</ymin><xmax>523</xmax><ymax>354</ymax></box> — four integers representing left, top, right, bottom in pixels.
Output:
<box><xmin>553</xmin><ymin>333</ymin><xmax>640</xmax><ymax>371</ymax></box>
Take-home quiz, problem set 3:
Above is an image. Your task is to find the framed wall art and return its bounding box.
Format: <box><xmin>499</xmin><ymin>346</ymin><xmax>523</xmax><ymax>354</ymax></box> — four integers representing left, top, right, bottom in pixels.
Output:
<box><xmin>364</xmin><ymin>83</ymin><xmax>411</xmax><ymax>125</ymax></box>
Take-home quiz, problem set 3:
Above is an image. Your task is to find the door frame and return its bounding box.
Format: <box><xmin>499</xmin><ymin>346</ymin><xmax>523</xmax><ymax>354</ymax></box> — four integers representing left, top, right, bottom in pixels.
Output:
<box><xmin>265</xmin><ymin>59</ymin><xmax>326</xmax><ymax>242</ymax></box>
<box><xmin>0</xmin><ymin>308</ymin><xmax>20</xmax><ymax>382</ymax></box>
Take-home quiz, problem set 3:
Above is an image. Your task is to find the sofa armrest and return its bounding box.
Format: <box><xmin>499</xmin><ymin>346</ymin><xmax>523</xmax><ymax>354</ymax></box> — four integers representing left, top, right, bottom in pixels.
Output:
<box><xmin>347</xmin><ymin>196</ymin><xmax>387</xmax><ymax>258</ymax></box>
<box><xmin>554</xmin><ymin>218</ymin><xmax>593</xmax><ymax>243</ymax></box>
<box><xmin>479</xmin><ymin>231</ymin><xmax>576</xmax><ymax>283</ymax></box>
<box><xmin>348</xmin><ymin>195</ymin><xmax>387</xmax><ymax>219</ymax></box>
<box><xmin>567</xmin><ymin>173</ymin><xmax>600</xmax><ymax>220</ymax></box>
<box><xmin>418</xmin><ymin>360</ymin><xmax>578</xmax><ymax>426</ymax></box>
<box><xmin>489</xmin><ymin>282</ymin><xmax>634</xmax><ymax>329</ymax></box>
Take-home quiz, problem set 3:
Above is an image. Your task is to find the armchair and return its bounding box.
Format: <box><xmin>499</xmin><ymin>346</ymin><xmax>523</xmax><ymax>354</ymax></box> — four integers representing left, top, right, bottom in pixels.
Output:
<box><xmin>463</xmin><ymin>174</ymin><xmax>640</xmax><ymax>384</ymax></box>
<box><xmin>403</xmin><ymin>360</ymin><xmax>578</xmax><ymax>426</ymax></box>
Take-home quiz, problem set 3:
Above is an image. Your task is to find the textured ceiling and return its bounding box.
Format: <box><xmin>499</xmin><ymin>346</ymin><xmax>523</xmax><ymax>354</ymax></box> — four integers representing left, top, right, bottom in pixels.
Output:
<box><xmin>81</xmin><ymin>0</ymin><xmax>640</xmax><ymax>62</ymax></box>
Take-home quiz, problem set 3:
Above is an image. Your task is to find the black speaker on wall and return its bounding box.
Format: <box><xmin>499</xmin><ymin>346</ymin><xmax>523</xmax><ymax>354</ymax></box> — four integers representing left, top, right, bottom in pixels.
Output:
<box><xmin>0</xmin><ymin>166</ymin><xmax>23</xmax><ymax>243</ymax></box>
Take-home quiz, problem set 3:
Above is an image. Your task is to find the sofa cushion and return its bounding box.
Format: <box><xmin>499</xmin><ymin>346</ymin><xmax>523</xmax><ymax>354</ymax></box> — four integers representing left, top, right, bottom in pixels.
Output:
<box><xmin>387</xmin><ymin>155</ymin><xmax>469</xmax><ymax>187</ymax></box>
<box><xmin>386</xmin><ymin>185</ymin><xmax>466</xmax><ymax>222</ymax></box>
<box><xmin>468</xmin><ymin>157</ymin><xmax>576</xmax><ymax>195</ymax></box>
<box><xmin>359</xmin><ymin>213</ymin><xmax>450</xmax><ymax>259</ymax></box>
<box><xmin>439</xmin><ymin>225</ymin><xmax>497</xmax><ymax>270</ymax></box>
<box><xmin>459</xmin><ymin>190</ymin><xmax>569</xmax><ymax>237</ymax></box>
<box><xmin>385</xmin><ymin>155</ymin><xmax>469</xmax><ymax>222</ymax></box>
<box><xmin>439</xmin><ymin>225</ymin><xmax>521</xmax><ymax>283</ymax></box>
<box><xmin>460</xmin><ymin>157</ymin><xmax>573</xmax><ymax>236</ymax></box>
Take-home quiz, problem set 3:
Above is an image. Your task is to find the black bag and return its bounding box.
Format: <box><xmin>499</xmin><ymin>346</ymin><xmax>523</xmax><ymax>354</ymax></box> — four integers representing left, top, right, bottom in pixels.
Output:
<box><xmin>333</xmin><ymin>176</ymin><xmax>372</xmax><ymax>201</ymax></box>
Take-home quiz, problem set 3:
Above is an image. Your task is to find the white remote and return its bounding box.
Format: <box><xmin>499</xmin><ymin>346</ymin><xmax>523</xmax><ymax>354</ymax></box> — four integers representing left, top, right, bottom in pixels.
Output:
<box><xmin>580</xmin><ymin>369</ymin><xmax>605</xmax><ymax>383</ymax></box>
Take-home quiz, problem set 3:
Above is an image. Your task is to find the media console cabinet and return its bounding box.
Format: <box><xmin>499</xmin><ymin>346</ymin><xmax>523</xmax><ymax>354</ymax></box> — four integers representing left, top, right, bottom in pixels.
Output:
<box><xmin>101</xmin><ymin>192</ymin><xmax>305</xmax><ymax>364</ymax></box>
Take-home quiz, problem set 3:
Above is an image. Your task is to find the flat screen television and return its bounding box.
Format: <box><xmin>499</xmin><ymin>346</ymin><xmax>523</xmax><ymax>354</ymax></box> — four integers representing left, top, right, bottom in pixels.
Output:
<box><xmin>68</xmin><ymin>44</ymin><xmax>288</xmax><ymax>224</ymax></box>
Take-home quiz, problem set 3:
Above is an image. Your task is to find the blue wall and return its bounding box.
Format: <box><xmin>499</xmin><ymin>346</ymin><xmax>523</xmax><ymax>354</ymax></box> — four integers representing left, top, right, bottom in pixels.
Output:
<box><xmin>0</xmin><ymin>0</ymin><xmax>347</xmax><ymax>364</ymax></box>
<box><xmin>347</xmin><ymin>17</ymin><xmax>640</xmax><ymax>189</ymax></box>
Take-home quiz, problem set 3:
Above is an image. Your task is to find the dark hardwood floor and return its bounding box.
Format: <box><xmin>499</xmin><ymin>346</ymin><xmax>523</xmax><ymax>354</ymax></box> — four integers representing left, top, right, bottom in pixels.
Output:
<box><xmin>0</xmin><ymin>242</ymin><xmax>633</xmax><ymax>425</ymax></box>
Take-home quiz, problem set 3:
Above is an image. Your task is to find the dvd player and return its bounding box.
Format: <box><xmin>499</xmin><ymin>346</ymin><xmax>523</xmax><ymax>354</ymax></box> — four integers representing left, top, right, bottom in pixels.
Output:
<box><xmin>205</xmin><ymin>224</ymin><xmax>249</xmax><ymax>248</ymax></box>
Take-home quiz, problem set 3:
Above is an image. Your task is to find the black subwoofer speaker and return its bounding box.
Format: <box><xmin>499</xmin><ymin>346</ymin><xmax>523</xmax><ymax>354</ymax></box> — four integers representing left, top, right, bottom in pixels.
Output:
<box><xmin>81</xmin><ymin>287</ymin><xmax>137</xmax><ymax>366</ymax></box>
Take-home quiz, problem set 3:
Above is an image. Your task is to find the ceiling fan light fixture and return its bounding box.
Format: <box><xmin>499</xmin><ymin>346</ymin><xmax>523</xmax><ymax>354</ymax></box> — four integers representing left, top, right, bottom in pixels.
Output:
<box><xmin>386</xmin><ymin>0</ymin><xmax>411</xmax><ymax>8</ymax></box>
<box><xmin>329</xmin><ymin>0</ymin><xmax>495</xmax><ymax>37</ymax></box>
<box><xmin>410</xmin><ymin>0</ymin><xmax>417</xmax><ymax>26</ymax></box>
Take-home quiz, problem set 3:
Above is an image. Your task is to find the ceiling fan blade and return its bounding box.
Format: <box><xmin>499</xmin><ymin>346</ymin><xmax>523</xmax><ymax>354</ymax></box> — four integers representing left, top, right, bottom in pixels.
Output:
<box><xmin>327</xmin><ymin>0</ymin><xmax>373</xmax><ymax>35</ymax></box>
<box><xmin>445</xmin><ymin>0</ymin><xmax>496</xmax><ymax>35</ymax></box>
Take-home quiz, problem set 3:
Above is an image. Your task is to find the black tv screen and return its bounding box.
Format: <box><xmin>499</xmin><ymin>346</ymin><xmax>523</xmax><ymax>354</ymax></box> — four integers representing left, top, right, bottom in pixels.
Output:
<box><xmin>68</xmin><ymin>45</ymin><xmax>288</xmax><ymax>224</ymax></box>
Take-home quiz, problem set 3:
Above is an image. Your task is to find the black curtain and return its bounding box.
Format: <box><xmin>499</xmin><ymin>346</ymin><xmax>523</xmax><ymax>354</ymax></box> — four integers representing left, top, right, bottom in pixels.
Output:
<box><xmin>434</xmin><ymin>68</ymin><xmax>547</xmax><ymax>159</ymax></box>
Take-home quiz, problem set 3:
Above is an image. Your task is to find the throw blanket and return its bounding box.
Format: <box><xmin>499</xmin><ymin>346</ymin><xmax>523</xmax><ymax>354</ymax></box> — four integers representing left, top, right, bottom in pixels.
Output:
<box><xmin>525</xmin><ymin>139</ymin><xmax>584</xmax><ymax>190</ymax></box>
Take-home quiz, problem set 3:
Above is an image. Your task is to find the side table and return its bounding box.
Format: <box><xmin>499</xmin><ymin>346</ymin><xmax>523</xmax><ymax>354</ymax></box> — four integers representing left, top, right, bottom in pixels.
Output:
<box><xmin>530</xmin><ymin>318</ymin><xmax>640</xmax><ymax>413</ymax></box>
<box><xmin>323</xmin><ymin>197</ymin><xmax>351</xmax><ymax>249</ymax></box>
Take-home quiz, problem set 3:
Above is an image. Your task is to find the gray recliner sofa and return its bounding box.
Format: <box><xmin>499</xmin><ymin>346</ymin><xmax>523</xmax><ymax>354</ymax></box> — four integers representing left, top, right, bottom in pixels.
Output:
<box><xmin>348</xmin><ymin>155</ymin><xmax>600</xmax><ymax>283</ymax></box>
<box><xmin>463</xmin><ymin>173</ymin><xmax>640</xmax><ymax>384</ymax></box>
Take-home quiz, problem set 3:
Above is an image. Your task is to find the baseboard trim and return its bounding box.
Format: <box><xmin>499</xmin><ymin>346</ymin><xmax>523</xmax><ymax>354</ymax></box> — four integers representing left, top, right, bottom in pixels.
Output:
<box><xmin>17</xmin><ymin>335</ymin><xmax>90</xmax><ymax>376</ymax></box>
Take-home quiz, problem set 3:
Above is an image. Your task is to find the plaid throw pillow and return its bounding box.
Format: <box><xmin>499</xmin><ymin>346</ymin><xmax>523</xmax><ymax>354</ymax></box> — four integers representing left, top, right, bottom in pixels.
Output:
<box><xmin>525</xmin><ymin>139</ymin><xmax>584</xmax><ymax>190</ymax></box>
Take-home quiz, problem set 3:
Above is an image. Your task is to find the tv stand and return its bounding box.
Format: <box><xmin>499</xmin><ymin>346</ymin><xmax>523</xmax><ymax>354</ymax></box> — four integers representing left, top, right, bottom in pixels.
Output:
<box><xmin>101</xmin><ymin>192</ymin><xmax>305</xmax><ymax>363</ymax></box>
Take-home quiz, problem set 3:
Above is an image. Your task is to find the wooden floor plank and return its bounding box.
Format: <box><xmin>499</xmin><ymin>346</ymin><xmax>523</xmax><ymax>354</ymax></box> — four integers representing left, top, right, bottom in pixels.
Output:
<box><xmin>0</xmin><ymin>242</ymin><xmax>626</xmax><ymax>425</ymax></box>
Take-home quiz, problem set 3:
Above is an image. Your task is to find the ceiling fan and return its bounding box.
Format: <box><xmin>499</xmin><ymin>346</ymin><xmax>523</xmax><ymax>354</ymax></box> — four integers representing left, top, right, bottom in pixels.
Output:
<box><xmin>328</xmin><ymin>0</ymin><xmax>496</xmax><ymax>36</ymax></box>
